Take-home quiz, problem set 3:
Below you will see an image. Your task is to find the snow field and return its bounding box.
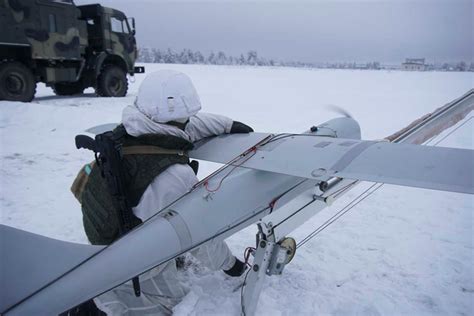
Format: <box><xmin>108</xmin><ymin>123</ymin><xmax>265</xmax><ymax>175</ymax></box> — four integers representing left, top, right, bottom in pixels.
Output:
<box><xmin>1</xmin><ymin>64</ymin><xmax>473</xmax><ymax>315</ymax></box>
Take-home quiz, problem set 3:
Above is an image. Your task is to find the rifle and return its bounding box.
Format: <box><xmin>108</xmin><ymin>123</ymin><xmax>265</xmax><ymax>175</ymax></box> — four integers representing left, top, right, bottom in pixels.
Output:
<box><xmin>75</xmin><ymin>131</ymin><xmax>141</xmax><ymax>297</ymax></box>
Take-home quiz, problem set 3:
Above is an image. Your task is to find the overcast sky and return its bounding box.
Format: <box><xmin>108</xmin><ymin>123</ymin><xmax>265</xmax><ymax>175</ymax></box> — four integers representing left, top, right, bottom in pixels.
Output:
<box><xmin>75</xmin><ymin>0</ymin><xmax>473</xmax><ymax>63</ymax></box>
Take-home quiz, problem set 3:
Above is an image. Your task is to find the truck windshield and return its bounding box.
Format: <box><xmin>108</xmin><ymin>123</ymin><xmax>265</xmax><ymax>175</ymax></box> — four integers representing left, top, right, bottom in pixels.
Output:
<box><xmin>111</xmin><ymin>17</ymin><xmax>130</xmax><ymax>34</ymax></box>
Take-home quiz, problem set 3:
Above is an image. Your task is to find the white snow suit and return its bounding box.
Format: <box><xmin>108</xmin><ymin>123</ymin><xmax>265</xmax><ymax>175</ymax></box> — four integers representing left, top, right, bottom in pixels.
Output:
<box><xmin>94</xmin><ymin>104</ymin><xmax>236</xmax><ymax>315</ymax></box>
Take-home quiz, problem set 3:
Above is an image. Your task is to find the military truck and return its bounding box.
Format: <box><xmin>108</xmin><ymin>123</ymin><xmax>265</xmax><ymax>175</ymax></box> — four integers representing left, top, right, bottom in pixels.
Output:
<box><xmin>0</xmin><ymin>0</ymin><xmax>145</xmax><ymax>102</ymax></box>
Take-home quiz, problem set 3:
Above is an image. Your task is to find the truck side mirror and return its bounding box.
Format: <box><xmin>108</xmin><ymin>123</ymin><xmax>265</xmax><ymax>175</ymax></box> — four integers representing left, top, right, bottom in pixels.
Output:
<box><xmin>128</xmin><ymin>17</ymin><xmax>136</xmax><ymax>35</ymax></box>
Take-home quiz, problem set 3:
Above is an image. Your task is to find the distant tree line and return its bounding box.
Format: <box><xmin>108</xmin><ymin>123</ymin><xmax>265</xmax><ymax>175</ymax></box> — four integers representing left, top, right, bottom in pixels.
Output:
<box><xmin>438</xmin><ymin>61</ymin><xmax>472</xmax><ymax>72</ymax></box>
<box><xmin>138</xmin><ymin>48</ymin><xmax>277</xmax><ymax>66</ymax></box>
<box><xmin>137</xmin><ymin>47</ymin><xmax>473</xmax><ymax>72</ymax></box>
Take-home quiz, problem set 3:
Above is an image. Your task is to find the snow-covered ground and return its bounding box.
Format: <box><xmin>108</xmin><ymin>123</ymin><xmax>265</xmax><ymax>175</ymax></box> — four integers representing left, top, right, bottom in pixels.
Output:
<box><xmin>1</xmin><ymin>64</ymin><xmax>473</xmax><ymax>315</ymax></box>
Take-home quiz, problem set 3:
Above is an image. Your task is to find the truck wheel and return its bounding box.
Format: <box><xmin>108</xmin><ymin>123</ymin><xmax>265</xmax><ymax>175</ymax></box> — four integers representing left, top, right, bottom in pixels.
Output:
<box><xmin>96</xmin><ymin>65</ymin><xmax>128</xmax><ymax>97</ymax></box>
<box><xmin>0</xmin><ymin>62</ymin><xmax>36</xmax><ymax>102</ymax></box>
<box><xmin>53</xmin><ymin>82</ymin><xmax>85</xmax><ymax>96</ymax></box>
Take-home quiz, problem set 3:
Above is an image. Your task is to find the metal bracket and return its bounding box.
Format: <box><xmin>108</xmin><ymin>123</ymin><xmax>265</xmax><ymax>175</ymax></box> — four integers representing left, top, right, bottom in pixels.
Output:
<box><xmin>241</xmin><ymin>238</ymin><xmax>275</xmax><ymax>316</ymax></box>
<box><xmin>241</xmin><ymin>229</ymin><xmax>296</xmax><ymax>316</ymax></box>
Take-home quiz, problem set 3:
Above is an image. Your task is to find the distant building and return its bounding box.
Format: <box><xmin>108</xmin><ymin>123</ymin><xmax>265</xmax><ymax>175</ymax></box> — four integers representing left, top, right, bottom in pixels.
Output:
<box><xmin>401</xmin><ymin>58</ymin><xmax>427</xmax><ymax>71</ymax></box>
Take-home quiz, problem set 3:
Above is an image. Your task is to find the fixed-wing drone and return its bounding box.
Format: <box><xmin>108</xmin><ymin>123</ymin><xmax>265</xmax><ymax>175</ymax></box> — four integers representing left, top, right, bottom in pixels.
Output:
<box><xmin>1</xmin><ymin>91</ymin><xmax>473</xmax><ymax>315</ymax></box>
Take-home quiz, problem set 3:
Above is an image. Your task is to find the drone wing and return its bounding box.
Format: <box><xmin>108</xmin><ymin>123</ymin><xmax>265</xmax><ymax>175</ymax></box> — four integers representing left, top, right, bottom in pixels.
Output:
<box><xmin>190</xmin><ymin>134</ymin><xmax>473</xmax><ymax>195</ymax></box>
<box><xmin>0</xmin><ymin>225</ymin><xmax>103</xmax><ymax>313</ymax></box>
<box><xmin>83</xmin><ymin>124</ymin><xmax>473</xmax><ymax>194</ymax></box>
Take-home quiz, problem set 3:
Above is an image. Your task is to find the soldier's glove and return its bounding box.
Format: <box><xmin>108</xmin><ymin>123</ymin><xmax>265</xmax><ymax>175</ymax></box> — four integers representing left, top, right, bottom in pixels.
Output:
<box><xmin>223</xmin><ymin>257</ymin><xmax>247</xmax><ymax>277</ymax></box>
<box><xmin>188</xmin><ymin>160</ymin><xmax>199</xmax><ymax>175</ymax></box>
<box><xmin>230</xmin><ymin>121</ymin><xmax>254</xmax><ymax>134</ymax></box>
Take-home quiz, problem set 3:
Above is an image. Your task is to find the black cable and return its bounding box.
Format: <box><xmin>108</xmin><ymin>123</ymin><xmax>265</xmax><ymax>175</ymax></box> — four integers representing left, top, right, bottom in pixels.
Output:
<box><xmin>328</xmin><ymin>180</ymin><xmax>359</xmax><ymax>198</ymax></box>
<box><xmin>297</xmin><ymin>183</ymin><xmax>382</xmax><ymax>248</ymax></box>
<box><xmin>272</xmin><ymin>198</ymin><xmax>317</xmax><ymax>230</ymax></box>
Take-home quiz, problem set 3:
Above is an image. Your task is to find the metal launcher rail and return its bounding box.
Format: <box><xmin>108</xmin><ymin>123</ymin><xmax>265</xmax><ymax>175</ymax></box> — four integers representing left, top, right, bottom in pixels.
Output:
<box><xmin>240</xmin><ymin>89</ymin><xmax>474</xmax><ymax>316</ymax></box>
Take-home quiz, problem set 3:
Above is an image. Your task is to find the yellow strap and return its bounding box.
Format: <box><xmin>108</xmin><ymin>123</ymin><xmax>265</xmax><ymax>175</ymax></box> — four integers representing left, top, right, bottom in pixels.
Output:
<box><xmin>122</xmin><ymin>145</ymin><xmax>186</xmax><ymax>156</ymax></box>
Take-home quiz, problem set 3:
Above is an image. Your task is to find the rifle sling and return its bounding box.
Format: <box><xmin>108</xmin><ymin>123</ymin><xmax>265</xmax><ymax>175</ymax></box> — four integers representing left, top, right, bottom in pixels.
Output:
<box><xmin>122</xmin><ymin>145</ymin><xmax>187</xmax><ymax>156</ymax></box>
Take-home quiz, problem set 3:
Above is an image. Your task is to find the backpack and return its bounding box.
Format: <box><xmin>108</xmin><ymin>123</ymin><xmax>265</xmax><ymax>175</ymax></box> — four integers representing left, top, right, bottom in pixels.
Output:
<box><xmin>71</xmin><ymin>125</ymin><xmax>194</xmax><ymax>245</ymax></box>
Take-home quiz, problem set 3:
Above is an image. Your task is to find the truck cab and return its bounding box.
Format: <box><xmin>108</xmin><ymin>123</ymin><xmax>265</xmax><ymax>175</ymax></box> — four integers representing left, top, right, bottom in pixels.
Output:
<box><xmin>0</xmin><ymin>0</ymin><xmax>144</xmax><ymax>102</ymax></box>
<box><xmin>78</xmin><ymin>4</ymin><xmax>140</xmax><ymax>76</ymax></box>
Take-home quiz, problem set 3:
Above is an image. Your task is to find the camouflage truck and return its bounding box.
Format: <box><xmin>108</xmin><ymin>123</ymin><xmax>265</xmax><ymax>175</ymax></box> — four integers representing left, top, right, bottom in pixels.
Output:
<box><xmin>0</xmin><ymin>0</ymin><xmax>145</xmax><ymax>102</ymax></box>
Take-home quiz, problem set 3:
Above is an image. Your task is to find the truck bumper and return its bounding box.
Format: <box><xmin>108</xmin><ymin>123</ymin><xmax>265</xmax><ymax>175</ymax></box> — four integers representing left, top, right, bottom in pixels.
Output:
<box><xmin>133</xmin><ymin>66</ymin><xmax>145</xmax><ymax>74</ymax></box>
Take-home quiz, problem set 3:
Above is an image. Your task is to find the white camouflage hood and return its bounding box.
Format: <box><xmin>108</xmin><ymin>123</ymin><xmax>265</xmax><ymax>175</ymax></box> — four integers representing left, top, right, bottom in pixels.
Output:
<box><xmin>134</xmin><ymin>70</ymin><xmax>202</xmax><ymax>123</ymax></box>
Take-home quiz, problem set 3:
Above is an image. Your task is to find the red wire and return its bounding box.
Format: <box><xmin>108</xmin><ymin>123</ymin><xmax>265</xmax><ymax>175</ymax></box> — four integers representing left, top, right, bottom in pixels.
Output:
<box><xmin>204</xmin><ymin>147</ymin><xmax>257</xmax><ymax>193</ymax></box>
<box><xmin>194</xmin><ymin>134</ymin><xmax>273</xmax><ymax>191</ymax></box>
